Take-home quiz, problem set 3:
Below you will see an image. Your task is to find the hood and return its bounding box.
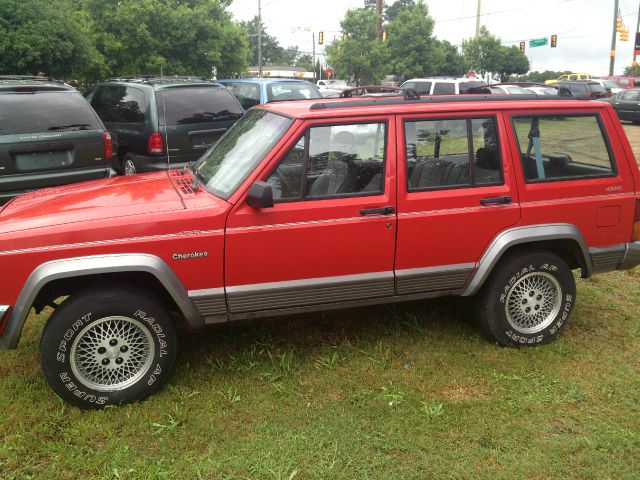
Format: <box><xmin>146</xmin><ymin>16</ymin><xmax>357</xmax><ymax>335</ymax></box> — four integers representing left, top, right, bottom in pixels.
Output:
<box><xmin>0</xmin><ymin>172</ymin><xmax>184</xmax><ymax>234</ymax></box>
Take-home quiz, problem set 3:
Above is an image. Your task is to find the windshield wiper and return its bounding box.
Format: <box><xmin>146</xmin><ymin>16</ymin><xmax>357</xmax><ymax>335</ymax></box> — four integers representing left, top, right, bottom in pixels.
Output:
<box><xmin>182</xmin><ymin>160</ymin><xmax>201</xmax><ymax>191</ymax></box>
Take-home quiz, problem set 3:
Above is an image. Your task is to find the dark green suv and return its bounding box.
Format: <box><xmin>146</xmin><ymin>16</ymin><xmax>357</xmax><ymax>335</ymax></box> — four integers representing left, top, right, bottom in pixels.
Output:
<box><xmin>0</xmin><ymin>76</ymin><xmax>116</xmax><ymax>204</ymax></box>
<box><xmin>85</xmin><ymin>77</ymin><xmax>244</xmax><ymax>175</ymax></box>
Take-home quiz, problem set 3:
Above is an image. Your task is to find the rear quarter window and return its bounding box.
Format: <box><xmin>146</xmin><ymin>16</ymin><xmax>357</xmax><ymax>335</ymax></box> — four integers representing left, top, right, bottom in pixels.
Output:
<box><xmin>0</xmin><ymin>91</ymin><xmax>102</xmax><ymax>135</ymax></box>
<box><xmin>158</xmin><ymin>86</ymin><xmax>243</xmax><ymax>125</ymax></box>
<box><xmin>432</xmin><ymin>82</ymin><xmax>455</xmax><ymax>95</ymax></box>
<box><xmin>511</xmin><ymin>114</ymin><xmax>616</xmax><ymax>182</ymax></box>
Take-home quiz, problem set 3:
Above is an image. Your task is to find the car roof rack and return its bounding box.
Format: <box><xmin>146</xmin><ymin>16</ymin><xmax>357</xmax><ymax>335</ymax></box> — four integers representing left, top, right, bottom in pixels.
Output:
<box><xmin>0</xmin><ymin>75</ymin><xmax>64</xmax><ymax>84</ymax></box>
<box><xmin>106</xmin><ymin>75</ymin><xmax>213</xmax><ymax>85</ymax></box>
<box><xmin>309</xmin><ymin>92</ymin><xmax>577</xmax><ymax>111</ymax></box>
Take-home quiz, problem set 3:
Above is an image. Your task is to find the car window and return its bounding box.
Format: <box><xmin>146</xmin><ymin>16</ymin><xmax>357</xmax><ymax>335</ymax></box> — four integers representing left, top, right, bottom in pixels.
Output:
<box><xmin>221</xmin><ymin>82</ymin><xmax>260</xmax><ymax>110</ymax></box>
<box><xmin>512</xmin><ymin>114</ymin><xmax>615</xmax><ymax>182</ymax></box>
<box><xmin>91</xmin><ymin>85</ymin><xmax>146</xmax><ymax>123</ymax></box>
<box><xmin>266</xmin><ymin>82</ymin><xmax>321</xmax><ymax>102</ymax></box>
<box><xmin>158</xmin><ymin>86</ymin><xmax>243</xmax><ymax>125</ymax></box>
<box><xmin>405</xmin><ymin>117</ymin><xmax>502</xmax><ymax>191</ymax></box>
<box><xmin>432</xmin><ymin>82</ymin><xmax>455</xmax><ymax>95</ymax></box>
<box><xmin>634</xmin><ymin>80</ymin><xmax>640</xmax><ymax>87</ymax></box>
<box><xmin>267</xmin><ymin>122</ymin><xmax>386</xmax><ymax>200</ymax></box>
<box><xmin>403</xmin><ymin>81</ymin><xmax>431</xmax><ymax>94</ymax></box>
<box><xmin>588</xmin><ymin>84</ymin><xmax>606</xmax><ymax>93</ymax></box>
<box><xmin>618</xmin><ymin>78</ymin><xmax>631</xmax><ymax>86</ymax></box>
<box><xmin>506</xmin><ymin>86</ymin><xmax>530</xmax><ymax>94</ymax></box>
<box><xmin>0</xmin><ymin>91</ymin><xmax>102</xmax><ymax>135</ymax></box>
<box><xmin>459</xmin><ymin>81</ymin><xmax>485</xmax><ymax>93</ymax></box>
<box><xmin>621</xmin><ymin>90</ymin><xmax>640</xmax><ymax>100</ymax></box>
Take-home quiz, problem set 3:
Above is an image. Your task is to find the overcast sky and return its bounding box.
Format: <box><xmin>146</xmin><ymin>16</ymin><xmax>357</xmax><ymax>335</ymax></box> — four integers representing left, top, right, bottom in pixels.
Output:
<box><xmin>228</xmin><ymin>0</ymin><xmax>640</xmax><ymax>76</ymax></box>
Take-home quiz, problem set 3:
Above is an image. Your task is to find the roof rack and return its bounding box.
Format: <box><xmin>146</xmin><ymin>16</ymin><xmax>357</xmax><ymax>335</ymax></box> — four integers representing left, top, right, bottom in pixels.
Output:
<box><xmin>309</xmin><ymin>93</ymin><xmax>578</xmax><ymax>111</ymax></box>
<box><xmin>106</xmin><ymin>75</ymin><xmax>212</xmax><ymax>84</ymax></box>
<box><xmin>339</xmin><ymin>85</ymin><xmax>406</xmax><ymax>98</ymax></box>
<box><xmin>0</xmin><ymin>75</ymin><xmax>64</xmax><ymax>84</ymax></box>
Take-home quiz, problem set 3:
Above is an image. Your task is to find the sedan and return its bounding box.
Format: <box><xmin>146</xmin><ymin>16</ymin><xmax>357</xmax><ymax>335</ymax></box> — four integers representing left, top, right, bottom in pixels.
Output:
<box><xmin>600</xmin><ymin>88</ymin><xmax>640</xmax><ymax>123</ymax></box>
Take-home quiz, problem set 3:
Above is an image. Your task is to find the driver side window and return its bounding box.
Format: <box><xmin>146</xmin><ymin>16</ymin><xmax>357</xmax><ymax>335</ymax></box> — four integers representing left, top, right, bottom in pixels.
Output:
<box><xmin>266</xmin><ymin>122</ymin><xmax>387</xmax><ymax>201</ymax></box>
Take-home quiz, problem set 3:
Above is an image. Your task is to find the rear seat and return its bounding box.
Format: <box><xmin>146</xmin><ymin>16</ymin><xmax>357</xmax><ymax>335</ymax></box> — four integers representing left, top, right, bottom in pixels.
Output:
<box><xmin>409</xmin><ymin>149</ymin><xmax>500</xmax><ymax>189</ymax></box>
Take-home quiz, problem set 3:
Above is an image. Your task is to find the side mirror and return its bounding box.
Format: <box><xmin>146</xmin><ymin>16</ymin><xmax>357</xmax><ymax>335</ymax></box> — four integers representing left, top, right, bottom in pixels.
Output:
<box><xmin>247</xmin><ymin>181</ymin><xmax>274</xmax><ymax>208</ymax></box>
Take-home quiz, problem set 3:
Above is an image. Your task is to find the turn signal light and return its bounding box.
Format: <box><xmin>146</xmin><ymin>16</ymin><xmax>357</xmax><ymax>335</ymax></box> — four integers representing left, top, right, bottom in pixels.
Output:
<box><xmin>148</xmin><ymin>132</ymin><xmax>164</xmax><ymax>155</ymax></box>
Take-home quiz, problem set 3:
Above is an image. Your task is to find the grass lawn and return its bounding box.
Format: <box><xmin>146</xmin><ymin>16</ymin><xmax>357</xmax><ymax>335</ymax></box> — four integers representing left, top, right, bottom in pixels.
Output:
<box><xmin>1</xmin><ymin>269</ymin><xmax>639</xmax><ymax>479</ymax></box>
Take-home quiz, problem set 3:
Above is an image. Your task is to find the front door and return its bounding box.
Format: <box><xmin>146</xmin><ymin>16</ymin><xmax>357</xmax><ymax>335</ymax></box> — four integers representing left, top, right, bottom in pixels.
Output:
<box><xmin>224</xmin><ymin>116</ymin><xmax>397</xmax><ymax>316</ymax></box>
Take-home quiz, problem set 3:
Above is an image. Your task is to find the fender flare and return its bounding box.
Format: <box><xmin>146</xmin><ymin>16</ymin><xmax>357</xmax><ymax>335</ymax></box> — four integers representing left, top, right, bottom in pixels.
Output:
<box><xmin>0</xmin><ymin>253</ymin><xmax>202</xmax><ymax>349</ymax></box>
<box><xmin>462</xmin><ymin>223</ymin><xmax>591</xmax><ymax>297</ymax></box>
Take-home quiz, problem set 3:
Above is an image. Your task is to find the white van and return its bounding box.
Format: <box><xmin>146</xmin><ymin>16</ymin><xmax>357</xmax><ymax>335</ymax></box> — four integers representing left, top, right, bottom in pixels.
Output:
<box><xmin>401</xmin><ymin>77</ymin><xmax>486</xmax><ymax>95</ymax></box>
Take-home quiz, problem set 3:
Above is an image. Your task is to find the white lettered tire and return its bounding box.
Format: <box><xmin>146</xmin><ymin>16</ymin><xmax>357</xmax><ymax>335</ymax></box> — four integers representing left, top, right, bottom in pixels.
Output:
<box><xmin>40</xmin><ymin>287</ymin><xmax>176</xmax><ymax>409</ymax></box>
<box><xmin>476</xmin><ymin>250</ymin><xmax>576</xmax><ymax>347</ymax></box>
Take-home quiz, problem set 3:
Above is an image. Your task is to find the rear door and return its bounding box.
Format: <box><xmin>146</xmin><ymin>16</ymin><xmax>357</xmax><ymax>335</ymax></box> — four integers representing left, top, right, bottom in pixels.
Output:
<box><xmin>395</xmin><ymin>111</ymin><xmax>520</xmax><ymax>295</ymax></box>
<box><xmin>0</xmin><ymin>90</ymin><xmax>108</xmax><ymax>202</ymax></box>
<box><xmin>157</xmin><ymin>86</ymin><xmax>243</xmax><ymax>164</ymax></box>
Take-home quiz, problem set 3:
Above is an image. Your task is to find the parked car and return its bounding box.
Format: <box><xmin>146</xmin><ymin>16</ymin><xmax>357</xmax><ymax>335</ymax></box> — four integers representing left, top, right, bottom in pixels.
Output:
<box><xmin>600</xmin><ymin>88</ymin><xmax>640</xmax><ymax>123</ymax></box>
<box><xmin>0</xmin><ymin>75</ymin><xmax>116</xmax><ymax>204</ymax></box>
<box><xmin>525</xmin><ymin>85</ymin><xmax>560</xmax><ymax>96</ymax></box>
<box><xmin>85</xmin><ymin>77</ymin><xmax>243</xmax><ymax>175</ymax></box>
<box><xmin>487</xmin><ymin>84</ymin><xmax>536</xmax><ymax>95</ymax></box>
<box><xmin>401</xmin><ymin>77</ymin><xmax>486</xmax><ymax>95</ymax></box>
<box><xmin>591</xmin><ymin>78</ymin><xmax>622</xmax><ymax>95</ymax></box>
<box><xmin>217</xmin><ymin>78</ymin><xmax>322</xmax><ymax>110</ymax></box>
<box><xmin>316</xmin><ymin>79</ymin><xmax>349</xmax><ymax>91</ymax></box>
<box><xmin>1</xmin><ymin>93</ymin><xmax>639</xmax><ymax>409</ymax></box>
<box><xmin>602</xmin><ymin>76</ymin><xmax>640</xmax><ymax>89</ymax></box>
<box><xmin>552</xmin><ymin>80</ymin><xmax>608</xmax><ymax>99</ymax></box>
<box><xmin>545</xmin><ymin>73</ymin><xmax>592</xmax><ymax>84</ymax></box>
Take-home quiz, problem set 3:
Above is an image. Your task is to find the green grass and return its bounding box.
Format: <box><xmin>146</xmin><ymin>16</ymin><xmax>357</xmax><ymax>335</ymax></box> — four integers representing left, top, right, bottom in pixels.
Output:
<box><xmin>1</xmin><ymin>270</ymin><xmax>640</xmax><ymax>479</ymax></box>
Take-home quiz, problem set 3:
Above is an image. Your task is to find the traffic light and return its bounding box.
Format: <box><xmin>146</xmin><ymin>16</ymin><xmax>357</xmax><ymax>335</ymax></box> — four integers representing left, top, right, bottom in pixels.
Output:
<box><xmin>617</xmin><ymin>17</ymin><xmax>623</xmax><ymax>32</ymax></box>
<box><xmin>621</xmin><ymin>28</ymin><xmax>629</xmax><ymax>41</ymax></box>
<box><xmin>318</xmin><ymin>31</ymin><xmax>323</xmax><ymax>45</ymax></box>
<box><xmin>519</xmin><ymin>41</ymin><xmax>525</xmax><ymax>54</ymax></box>
<box><xmin>550</xmin><ymin>34</ymin><xmax>557</xmax><ymax>48</ymax></box>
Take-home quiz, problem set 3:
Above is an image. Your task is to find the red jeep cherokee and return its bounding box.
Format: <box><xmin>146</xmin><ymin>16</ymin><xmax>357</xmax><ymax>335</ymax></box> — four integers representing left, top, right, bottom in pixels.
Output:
<box><xmin>1</xmin><ymin>94</ymin><xmax>639</xmax><ymax>409</ymax></box>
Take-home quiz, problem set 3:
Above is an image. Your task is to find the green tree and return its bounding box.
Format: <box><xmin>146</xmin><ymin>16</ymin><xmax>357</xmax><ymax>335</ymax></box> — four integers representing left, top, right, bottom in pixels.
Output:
<box><xmin>0</xmin><ymin>0</ymin><xmax>106</xmax><ymax>81</ymax></box>
<box><xmin>385</xmin><ymin>0</ymin><xmax>415</xmax><ymax>21</ymax></box>
<box><xmin>82</xmin><ymin>0</ymin><xmax>248</xmax><ymax>78</ymax></box>
<box><xmin>241</xmin><ymin>16</ymin><xmax>287</xmax><ymax>66</ymax></box>
<box><xmin>496</xmin><ymin>45</ymin><xmax>529</xmax><ymax>82</ymax></box>
<box><xmin>385</xmin><ymin>2</ymin><xmax>444</xmax><ymax>79</ymax></box>
<box><xmin>433</xmin><ymin>40</ymin><xmax>468</xmax><ymax>76</ymax></box>
<box><xmin>326</xmin><ymin>8</ymin><xmax>387</xmax><ymax>85</ymax></box>
<box><xmin>461</xmin><ymin>26</ymin><xmax>503</xmax><ymax>76</ymax></box>
<box><xmin>624</xmin><ymin>64</ymin><xmax>640</xmax><ymax>76</ymax></box>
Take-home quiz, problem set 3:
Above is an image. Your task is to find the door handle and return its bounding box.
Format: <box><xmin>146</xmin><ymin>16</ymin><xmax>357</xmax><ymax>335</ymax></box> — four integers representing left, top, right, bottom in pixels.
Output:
<box><xmin>480</xmin><ymin>196</ymin><xmax>511</xmax><ymax>205</ymax></box>
<box><xmin>360</xmin><ymin>206</ymin><xmax>395</xmax><ymax>215</ymax></box>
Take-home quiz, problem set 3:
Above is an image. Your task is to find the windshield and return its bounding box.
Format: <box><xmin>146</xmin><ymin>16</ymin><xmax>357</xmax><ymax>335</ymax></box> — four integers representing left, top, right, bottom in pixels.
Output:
<box><xmin>196</xmin><ymin>109</ymin><xmax>293</xmax><ymax>199</ymax></box>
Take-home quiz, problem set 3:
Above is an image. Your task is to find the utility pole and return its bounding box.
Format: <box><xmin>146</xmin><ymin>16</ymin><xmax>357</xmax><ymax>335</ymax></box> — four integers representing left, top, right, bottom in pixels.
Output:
<box><xmin>610</xmin><ymin>0</ymin><xmax>619</xmax><ymax>76</ymax></box>
<box><xmin>475</xmin><ymin>0</ymin><xmax>481</xmax><ymax>37</ymax></box>
<box><xmin>312</xmin><ymin>32</ymin><xmax>316</xmax><ymax>82</ymax></box>
<box><xmin>258</xmin><ymin>0</ymin><xmax>263</xmax><ymax>77</ymax></box>
<box><xmin>634</xmin><ymin>1</ymin><xmax>640</xmax><ymax>63</ymax></box>
<box><xmin>376</xmin><ymin>0</ymin><xmax>383</xmax><ymax>41</ymax></box>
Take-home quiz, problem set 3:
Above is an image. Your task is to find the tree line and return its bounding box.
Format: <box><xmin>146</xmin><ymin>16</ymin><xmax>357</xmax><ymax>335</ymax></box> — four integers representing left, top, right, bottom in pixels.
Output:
<box><xmin>0</xmin><ymin>0</ymin><xmax>531</xmax><ymax>85</ymax></box>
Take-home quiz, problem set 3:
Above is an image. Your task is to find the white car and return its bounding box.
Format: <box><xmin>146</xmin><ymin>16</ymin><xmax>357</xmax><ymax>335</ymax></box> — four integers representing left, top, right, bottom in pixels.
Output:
<box><xmin>316</xmin><ymin>79</ymin><xmax>349</xmax><ymax>91</ymax></box>
<box><xmin>401</xmin><ymin>77</ymin><xmax>486</xmax><ymax>95</ymax></box>
<box><xmin>591</xmin><ymin>78</ymin><xmax>623</xmax><ymax>95</ymax></box>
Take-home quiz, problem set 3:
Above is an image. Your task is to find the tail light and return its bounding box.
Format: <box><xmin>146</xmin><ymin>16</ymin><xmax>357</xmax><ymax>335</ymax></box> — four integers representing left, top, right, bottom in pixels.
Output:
<box><xmin>103</xmin><ymin>132</ymin><xmax>113</xmax><ymax>159</ymax></box>
<box><xmin>633</xmin><ymin>199</ymin><xmax>640</xmax><ymax>241</ymax></box>
<box><xmin>148</xmin><ymin>132</ymin><xmax>164</xmax><ymax>155</ymax></box>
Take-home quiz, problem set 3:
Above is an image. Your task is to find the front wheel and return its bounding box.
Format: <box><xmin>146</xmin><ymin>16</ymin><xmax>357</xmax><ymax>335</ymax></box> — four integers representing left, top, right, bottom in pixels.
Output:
<box><xmin>476</xmin><ymin>250</ymin><xmax>576</xmax><ymax>347</ymax></box>
<box><xmin>40</xmin><ymin>287</ymin><xmax>176</xmax><ymax>409</ymax></box>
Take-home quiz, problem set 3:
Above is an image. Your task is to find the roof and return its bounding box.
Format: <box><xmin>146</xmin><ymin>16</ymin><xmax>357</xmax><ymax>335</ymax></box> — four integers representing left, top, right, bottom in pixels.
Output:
<box><xmin>218</xmin><ymin>78</ymin><xmax>315</xmax><ymax>84</ymax></box>
<box><xmin>0</xmin><ymin>76</ymin><xmax>73</xmax><ymax>92</ymax></box>
<box><xmin>258</xmin><ymin>94</ymin><xmax>612</xmax><ymax>120</ymax></box>
<box><xmin>102</xmin><ymin>76</ymin><xmax>220</xmax><ymax>89</ymax></box>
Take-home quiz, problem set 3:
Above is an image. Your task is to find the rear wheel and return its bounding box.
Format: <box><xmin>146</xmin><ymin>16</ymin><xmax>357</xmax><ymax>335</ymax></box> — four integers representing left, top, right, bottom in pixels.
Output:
<box><xmin>476</xmin><ymin>250</ymin><xmax>576</xmax><ymax>347</ymax></box>
<box><xmin>122</xmin><ymin>153</ymin><xmax>137</xmax><ymax>175</ymax></box>
<box><xmin>40</xmin><ymin>287</ymin><xmax>176</xmax><ymax>409</ymax></box>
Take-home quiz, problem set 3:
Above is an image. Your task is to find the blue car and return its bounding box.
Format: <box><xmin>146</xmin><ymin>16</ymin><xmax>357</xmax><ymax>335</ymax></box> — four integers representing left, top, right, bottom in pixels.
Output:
<box><xmin>217</xmin><ymin>78</ymin><xmax>322</xmax><ymax>110</ymax></box>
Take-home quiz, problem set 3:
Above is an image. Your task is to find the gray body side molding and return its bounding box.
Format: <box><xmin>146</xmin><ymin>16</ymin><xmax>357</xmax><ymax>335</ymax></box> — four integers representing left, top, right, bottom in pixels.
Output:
<box><xmin>462</xmin><ymin>223</ymin><xmax>591</xmax><ymax>297</ymax></box>
<box><xmin>0</xmin><ymin>254</ymin><xmax>202</xmax><ymax>350</ymax></box>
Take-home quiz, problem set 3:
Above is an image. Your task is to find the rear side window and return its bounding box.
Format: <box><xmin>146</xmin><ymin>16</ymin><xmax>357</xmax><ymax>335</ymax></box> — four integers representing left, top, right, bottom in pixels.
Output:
<box><xmin>266</xmin><ymin>82</ymin><xmax>321</xmax><ymax>102</ymax></box>
<box><xmin>512</xmin><ymin>114</ymin><xmax>615</xmax><ymax>182</ymax></box>
<box><xmin>0</xmin><ymin>92</ymin><xmax>102</xmax><ymax>135</ymax></box>
<box><xmin>621</xmin><ymin>90</ymin><xmax>640</xmax><ymax>100</ymax></box>
<box><xmin>91</xmin><ymin>86</ymin><xmax>147</xmax><ymax>123</ymax></box>
<box><xmin>222</xmin><ymin>82</ymin><xmax>260</xmax><ymax>109</ymax></box>
<box><xmin>158</xmin><ymin>87</ymin><xmax>243</xmax><ymax>125</ymax></box>
<box><xmin>403</xmin><ymin>81</ymin><xmax>431</xmax><ymax>94</ymax></box>
<box><xmin>405</xmin><ymin>117</ymin><xmax>502</xmax><ymax>190</ymax></box>
<box><xmin>432</xmin><ymin>82</ymin><xmax>455</xmax><ymax>95</ymax></box>
<box><xmin>618</xmin><ymin>78</ymin><xmax>631</xmax><ymax>86</ymax></box>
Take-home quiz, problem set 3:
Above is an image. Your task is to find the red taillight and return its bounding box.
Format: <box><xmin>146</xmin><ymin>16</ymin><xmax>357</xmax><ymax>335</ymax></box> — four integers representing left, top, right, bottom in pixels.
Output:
<box><xmin>148</xmin><ymin>133</ymin><xmax>164</xmax><ymax>155</ymax></box>
<box><xmin>633</xmin><ymin>199</ymin><xmax>640</xmax><ymax>241</ymax></box>
<box><xmin>103</xmin><ymin>132</ymin><xmax>113</xmax><ymax>159</ymax></box>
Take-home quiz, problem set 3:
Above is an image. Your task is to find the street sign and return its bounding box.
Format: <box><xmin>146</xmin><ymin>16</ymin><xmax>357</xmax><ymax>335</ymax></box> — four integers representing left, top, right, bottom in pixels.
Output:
<box><xmin>529</xmin><ymin>38</ymin><xmax>548</xmax><ymax>48</ymax></box>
